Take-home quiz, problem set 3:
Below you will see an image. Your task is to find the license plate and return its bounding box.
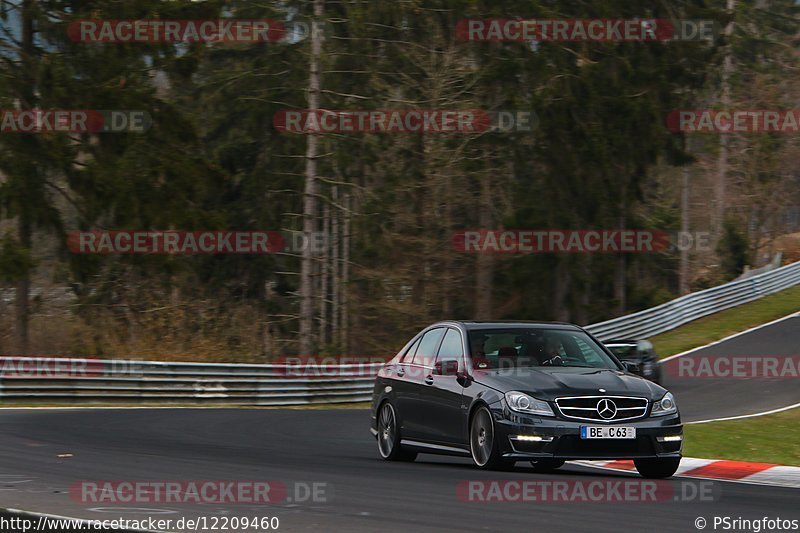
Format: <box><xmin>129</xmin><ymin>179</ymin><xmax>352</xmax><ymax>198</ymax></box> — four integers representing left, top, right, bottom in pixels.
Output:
<box><xmin>580</xmin><ymin>426</ymin><xmax>636</xmax><ymax>439</ymax></box>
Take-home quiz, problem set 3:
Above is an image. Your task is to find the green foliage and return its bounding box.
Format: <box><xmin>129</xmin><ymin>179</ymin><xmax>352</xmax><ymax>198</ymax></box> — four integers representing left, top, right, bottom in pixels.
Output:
<box><xmin>716</xmin><ymin>217</ymin><xmax>750</xmax><ymax>280</ymax></box>
<box><xmin>0</xmin><ymin>0</ymin><xmax>796</xmax><ymax>357</ymax></box>
<box><xmin>0</xmin><ymin>234</ymin><xmax>36</xmax><ymax>282</ymax></box>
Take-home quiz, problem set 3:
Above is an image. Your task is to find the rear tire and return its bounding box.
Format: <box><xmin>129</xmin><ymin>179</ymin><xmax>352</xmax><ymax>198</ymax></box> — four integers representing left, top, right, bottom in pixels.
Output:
<box><xmin>634</xmin><ymin>457</ymin><xmax>680</xmax><ymax>478</ymax></box>
<box><xmin>470</xmin><ymin>406</ymin><xmax>514</xmax><ymax>470</ymax></box>
<box><xmin>376</xmin><ymin>402</ymin><xmax>417</xmax><ymax>462</ymax></box>
<box><xmin>530</xmin><ymin>459</ymin><xmax>565</xmax><ymax>472</ymax></box>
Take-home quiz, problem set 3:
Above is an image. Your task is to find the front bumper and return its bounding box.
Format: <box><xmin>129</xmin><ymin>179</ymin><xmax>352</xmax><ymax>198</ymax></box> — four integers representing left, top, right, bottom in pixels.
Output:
<box><xmin>493</xmin><ymin>407</ymin><xmax>682</xmax><ymax>461</ymax></box>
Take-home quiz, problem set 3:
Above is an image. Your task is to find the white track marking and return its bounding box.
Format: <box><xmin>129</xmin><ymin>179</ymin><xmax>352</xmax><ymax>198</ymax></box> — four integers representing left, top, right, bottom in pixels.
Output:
<box><xmin>687</xmin><ymin>402</ymin><xmax>800</xmax><ymax>425</ymax></box>
<box><xmin>659</xmin><ymin>311</ymin><xmax>800</xmax><ymax>363</ymax></box>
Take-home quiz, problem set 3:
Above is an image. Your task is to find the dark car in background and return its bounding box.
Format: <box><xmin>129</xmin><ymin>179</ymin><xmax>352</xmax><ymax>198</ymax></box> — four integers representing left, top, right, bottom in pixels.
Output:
<box><xmin>604</xmin><ymin>339</ymin><xmax>662</xmax><ymax>384</ymax></box>
<box><xmin>370</xmin><ymin>321</ymin><xmax>683</xmax><ymax>478</ymax></box>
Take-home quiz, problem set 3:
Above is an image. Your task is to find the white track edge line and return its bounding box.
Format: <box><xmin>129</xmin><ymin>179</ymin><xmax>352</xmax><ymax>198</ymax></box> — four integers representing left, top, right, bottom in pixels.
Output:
<box><xmin>687</xmin><ymin>402</ymin><xmax>800</xmax><ymax>425</ymax></box>
<box><xmin>659</xmin><ymin>310</ymin><xmax>800</xmax><ymax>363</ymax></box>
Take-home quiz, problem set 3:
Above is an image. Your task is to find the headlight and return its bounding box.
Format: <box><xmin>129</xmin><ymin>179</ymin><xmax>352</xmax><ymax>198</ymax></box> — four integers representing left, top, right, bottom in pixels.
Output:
<box><xmin>505</xmin><ymin>391</ymin><xmax>554</xmax><ymax>416</ymax></box>
<box><xmin>651</xmin><ymin>392</ymin><xmax>678</xmax><ymax>416</ymax></box>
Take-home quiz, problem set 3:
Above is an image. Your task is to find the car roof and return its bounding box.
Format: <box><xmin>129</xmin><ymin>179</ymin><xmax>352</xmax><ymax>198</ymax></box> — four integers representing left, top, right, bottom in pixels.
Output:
<box><xmin>436</xmin><ymin>320</ymin><xmax>583</xmax><ymax>332</ymax></box>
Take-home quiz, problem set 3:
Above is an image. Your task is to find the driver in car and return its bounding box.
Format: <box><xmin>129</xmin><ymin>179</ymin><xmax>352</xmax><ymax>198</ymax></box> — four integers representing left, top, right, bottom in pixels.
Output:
<box><xmin>540</xmin><ymin>336</ymin><xmax>564</xmax><ymax>366</ymax></box>
<box><xmin>471</xmin><ymin>334</ymin><xmax>491</xmax><ymax>369</ymax></box>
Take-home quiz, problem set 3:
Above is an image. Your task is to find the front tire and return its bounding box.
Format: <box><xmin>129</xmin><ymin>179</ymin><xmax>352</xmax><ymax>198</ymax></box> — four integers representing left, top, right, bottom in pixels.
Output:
<box><xmin>470</xmin><ymin>406</ymin><xmax>514</xmax><ymax>470</ymax></box>
<box><xmin>634</xmin><ymin>457</ymin><xmax>680</xmax><ymax>478</ymax></box>
<box><xmin>376</xmin><ymin>402</ymin><xmax>417</xmax><ymax>462</ymax></box>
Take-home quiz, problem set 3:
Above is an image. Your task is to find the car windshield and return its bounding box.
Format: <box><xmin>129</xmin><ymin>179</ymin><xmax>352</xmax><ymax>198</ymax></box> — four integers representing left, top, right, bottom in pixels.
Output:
<box><xmin>468</xmin><ymin>328</ymin><xmax>620</xmax><ymax>370</ymax></box>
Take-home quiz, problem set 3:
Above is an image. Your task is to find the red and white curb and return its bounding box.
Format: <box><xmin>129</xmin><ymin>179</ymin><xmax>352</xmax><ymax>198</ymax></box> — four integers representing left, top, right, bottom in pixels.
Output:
<box><xmin>577</xmin><ymin>458</ymin><xmax>800</xmax><ymax>489</ymax></box>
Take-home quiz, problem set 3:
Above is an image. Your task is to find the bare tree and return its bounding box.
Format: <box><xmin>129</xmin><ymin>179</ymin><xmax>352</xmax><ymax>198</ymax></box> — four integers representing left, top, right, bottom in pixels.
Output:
<box><xmin>715</xmin><ymin>0</ymin><xmax>736</xmax><ymax>239</ymax></box>
<box><xmin>299</xmin><ymin>0</ymin><xmax>324</xmax><ymax>355</ymax></box>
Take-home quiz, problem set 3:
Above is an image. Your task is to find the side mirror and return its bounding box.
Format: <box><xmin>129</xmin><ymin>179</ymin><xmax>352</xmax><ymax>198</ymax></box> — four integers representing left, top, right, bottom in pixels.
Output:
<box><xmin>435</xmin><ymin>360</ymin><xmax>460</xmax><ymax>376</ymax></box>
<box><xmin>622</xmin><ymin>361</ymin><xmax>635</xmax><ymax>372</ymax></box>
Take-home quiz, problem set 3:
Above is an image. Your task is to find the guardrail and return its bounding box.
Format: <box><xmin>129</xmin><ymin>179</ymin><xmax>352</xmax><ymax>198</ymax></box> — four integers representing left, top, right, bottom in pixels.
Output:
<box><xmin>736</xmin><ymin>252</ymin><xmax>783</xmax><ymax>280</ymax></box>
<box><xmin>2</xmin><ymin>259</ymin><xmax>798</xmax><ymax>406</ymax></box>
<box><xmin>0</xmin><ymin>359</ymin><xmax>383</xmax><ymax>406</ymax></box>
<box><xmin>585</xmin><ymin>258</ymin><xmax>800</xmax><ymax>341</ymax></box>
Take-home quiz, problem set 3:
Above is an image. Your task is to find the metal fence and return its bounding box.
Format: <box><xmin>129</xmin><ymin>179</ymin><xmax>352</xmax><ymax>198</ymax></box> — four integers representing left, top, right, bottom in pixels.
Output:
<box><xmin>2</xmin><ymin>259</ymin><xmax>799</xmax><ymax>406</ymax></box>
<box><xmin>0</xmin><ymin>358</ymin><xmax>382</xmax><ymax>405</ymax></box>
<box><xmin>585</xmin><ymin>258</ymin><xmax>800</xmax><ymax>341</ymax></box>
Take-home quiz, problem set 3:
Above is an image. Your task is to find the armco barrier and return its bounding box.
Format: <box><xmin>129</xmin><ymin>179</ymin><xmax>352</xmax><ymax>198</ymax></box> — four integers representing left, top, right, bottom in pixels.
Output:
<box><xmin>1</xmin><ymin>259</ymin><xmax>798</xmax><ymax>405</ymax></box>
<box><xmin>585</xmin><ymin>259</ymin><xmax>800</xmax><ymax>341</ymax></box>
<box><xmin>0</xmin><ymin>359</ymin><xmax>383</xmax><ymax>406</ymax></box>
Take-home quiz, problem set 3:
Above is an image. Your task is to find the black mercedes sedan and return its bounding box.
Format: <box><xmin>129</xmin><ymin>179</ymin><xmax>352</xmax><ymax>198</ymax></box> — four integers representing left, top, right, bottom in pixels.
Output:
<box><xmin>370</xmin><ymin>321</ymin><xmax>683</xmax><ymax>478</ymax></box>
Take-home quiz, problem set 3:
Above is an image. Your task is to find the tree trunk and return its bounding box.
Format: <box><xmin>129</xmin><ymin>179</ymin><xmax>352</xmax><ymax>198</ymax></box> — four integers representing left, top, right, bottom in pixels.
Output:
<box><xmin>299</xmin><ymin>0</ymin><xmax>324</xmax><ymax>355</ymax></box>
<box><xmin>716</xmin><ymin>0</ymin><xmax>735</xmax><ymax>239</ymax></box>
<box><xmin>331</xmin><ymin>186</ymin><xmax>340</xmax><ymax>347</ymax></box>
<box><xmin>341</xmin><ymin>193</ymin><xmax>351</xmax><ymax>353</ymax></box>
<box><xmin>576</xmin><ymin>256</ymin><xmax>592</xmax><ymax>325</ymax></box>
<box><xmin>14</xmin><ymin>0</ymin><xmax>35</xmax><ymax>355</ymax></box>
<box><xmin>319</xmin><ymin>199</ymin><xmax>330</xmax><ymax>346</ymax></box>
<box><xmin>15</xmin><ymin>216</ymin><xmax>32</xmax><ymax>354</ymax></box>
<box><xmin>553</xmin><ymin>261</ymin><xmax>571</xmax><ymax>322</ymax></box>
<box><xmin>474</xmin><ymin>175</ymin><xmax>493</xmax><ymax>319</ymax></box>
<box><xmin>679</xmin><ymin>164</ymin><xmax>691</xmax><ymax>295</ymax></box>
<box><xmin>614</xmin><ymin>212</ymin><xmax>627</xmax><ymax>315</ymax></box>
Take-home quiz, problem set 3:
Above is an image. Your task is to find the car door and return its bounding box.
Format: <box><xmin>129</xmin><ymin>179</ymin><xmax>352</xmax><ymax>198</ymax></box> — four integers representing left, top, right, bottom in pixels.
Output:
<box><xmin>398</xmin><ymin>327</ymin><xmax>445</xmax><ymax>440</ymax></box>
<box><xmin>386</xmin><ymin>334</ymin><xmax>421</xmax><ymax>426</ymax></box>
<box><xmin>423</xmin><ymin>327</ymin><xmax>467</xmax><ymax>446</ymax></box>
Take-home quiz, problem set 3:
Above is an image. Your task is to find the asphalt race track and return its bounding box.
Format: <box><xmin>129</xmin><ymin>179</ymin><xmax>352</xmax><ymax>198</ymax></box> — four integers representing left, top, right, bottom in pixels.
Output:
<box><xmin>662</xmin><ymin>313</ymin><xmax>800</xmax><ymax>421</ymax></box>
<box><xmin>0</xmin><ymin>315</ymin><xmax>798</xmax><ymax>532</ymax></box>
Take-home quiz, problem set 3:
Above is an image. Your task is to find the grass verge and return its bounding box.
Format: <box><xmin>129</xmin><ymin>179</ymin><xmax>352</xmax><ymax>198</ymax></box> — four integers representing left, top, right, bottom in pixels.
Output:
<box><xmin>650</xmin><ymin>284</ymin><xmax>800</xmax><ymax>358</ymax></box>
<box><xmin>684</xmin><ymin>408</ymin><xmax>800</xmax><ymax>466</ymax></box>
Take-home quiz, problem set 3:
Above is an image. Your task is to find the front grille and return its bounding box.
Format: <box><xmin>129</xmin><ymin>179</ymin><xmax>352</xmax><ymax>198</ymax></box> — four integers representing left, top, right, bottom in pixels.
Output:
<box><xmin>555</xmin><ymin>395</ymin><xmax>648</xmax><ymax>422</ymax></box>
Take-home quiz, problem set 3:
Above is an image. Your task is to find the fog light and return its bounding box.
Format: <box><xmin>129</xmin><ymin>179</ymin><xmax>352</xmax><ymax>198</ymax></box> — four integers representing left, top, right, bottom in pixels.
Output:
<box><xmin>513</xmin><ymin>435</ymin><xmax>553</xmax><ymax>442</ymax></box>
<box><xmin>657</xmin><ymin>435</ymin><xmax>683</xmax><ymax>442</ymax></box>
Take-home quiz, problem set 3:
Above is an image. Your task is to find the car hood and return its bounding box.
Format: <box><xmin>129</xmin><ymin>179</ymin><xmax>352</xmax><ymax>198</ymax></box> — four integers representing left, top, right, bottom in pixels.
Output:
<box><xmin>473</xmin><ymin>366</ymin><xmax>666</xmax><ymax>401</ymax></box>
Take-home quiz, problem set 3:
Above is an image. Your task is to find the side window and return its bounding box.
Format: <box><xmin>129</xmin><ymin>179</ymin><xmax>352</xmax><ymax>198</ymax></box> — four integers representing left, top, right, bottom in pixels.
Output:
<box><xmin>436</xmin><ymin>328</ymin><xmax>464</xmax><ymax>366</ymax></box>
<box><xmin>401</xmin><ymin>336</ymin><xmax>422</xmax><ymax>362</ymax></box>
<box><xmin>411</xmin><ymin>328</ymin><xmax>445</xmax><ymax>367</ymax></box>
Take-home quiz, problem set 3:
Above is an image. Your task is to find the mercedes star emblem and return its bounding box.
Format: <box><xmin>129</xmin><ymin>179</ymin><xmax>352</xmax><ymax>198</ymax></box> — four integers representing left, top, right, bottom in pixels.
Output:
<box><xmin>597</xmin><ymin>398</ymin><xmax>618</xmax><ymax>420</ymax></box>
